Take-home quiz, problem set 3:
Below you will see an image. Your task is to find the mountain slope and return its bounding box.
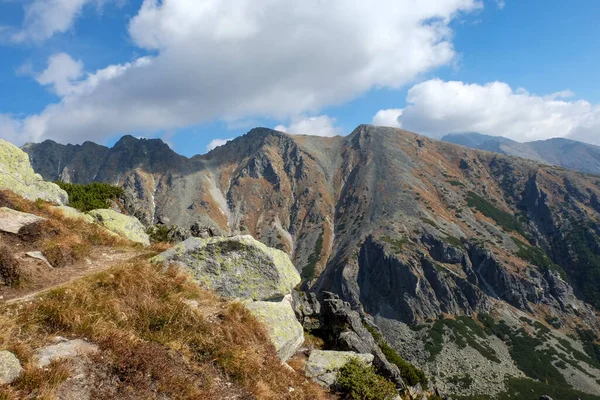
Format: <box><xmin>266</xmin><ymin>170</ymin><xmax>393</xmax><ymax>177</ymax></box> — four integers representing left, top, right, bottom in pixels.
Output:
<box><xmin>23</xmin><ymin>125</ymin><xmax>600</xmax><ymax>398</ymax></box>
<box><xmin>442</xmin><ymin>132</ymin><xmax>600</xmax><ymax>175</ymax></box>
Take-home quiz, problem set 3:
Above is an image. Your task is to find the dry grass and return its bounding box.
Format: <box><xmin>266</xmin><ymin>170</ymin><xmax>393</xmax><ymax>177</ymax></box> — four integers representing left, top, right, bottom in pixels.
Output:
<box><xmin>0</xmin><ymin>261</ymin><xmax>331</xmax><ymax>400</ymax></box>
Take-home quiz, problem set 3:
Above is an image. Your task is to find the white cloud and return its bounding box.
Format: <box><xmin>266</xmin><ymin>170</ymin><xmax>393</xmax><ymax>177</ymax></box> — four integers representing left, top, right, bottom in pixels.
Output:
<box><xmin>375</xmin><ymin>79</ymin><xmax>600</xmax><ymax>145</ymax></box>
<box><xmin>275</xmin><ymin>115</ymin><xmax>343</xmax><ymax>137</ymax></box>
<box><xmin>206</xmin><ymin>138</ymin><xmax>233</xmax><ymax>152</ymax></box>
<box><xmin>1</xmin><ymin>0</ymin><xmax>482</xmax><ymax>145</ymax></box>
<box><xmin>11</xmin><ymin>0</ymin><xmax>89</xmax><ymax>43</ymax></box>
<box><xmin>372</xmin><ymin>109</ymin><xmax>403</xmax><ymax>128</ymax></box>
<box><xmin>8</xmin><ymin>0</ymin><xmax>120</xmax><ymax>43</ymax></box>
<box><xmin>36</xmin><ymin>53</ymin><xmax>84</xmax><ymax>96</ymax></box>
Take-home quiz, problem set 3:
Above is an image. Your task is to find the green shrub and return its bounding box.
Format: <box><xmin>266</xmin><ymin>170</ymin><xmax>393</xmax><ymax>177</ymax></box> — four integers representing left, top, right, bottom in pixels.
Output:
<box><xmin>336</xmin><ymin>358</ymin><xmax>397</xmax><ymax>400</ymax></box>
<box><xmin>55</xmin><ymin>181</ymin><xmax>124</xmax><ymax>212</ymax></box>
<box><xmin>565</xmin><ymin>224</ymin><xmax>600</xmax><ymax>309</ymax></box>
<box><xmin>511</xmin><ymin>237</ymin><xmax>567</xmax><ymax>279</ymax></box>
<box><xmin>301</xmin><ymin>229</ymin><xmax>324</xmax><ymax>280</ymax></box>
<box><xmin>363</xmin><ymin>323</ymin><xmax>428</xmax><ymax>387</ymax></box>
<box><xmin>466</xmin><ymin>191</ymin><xmax>524</xmax><ymax>234</ymax></box>
<box><xmin>380</xmin><ymin>236</ymin><xmax>408</xmax><ymax>253</ymax></box>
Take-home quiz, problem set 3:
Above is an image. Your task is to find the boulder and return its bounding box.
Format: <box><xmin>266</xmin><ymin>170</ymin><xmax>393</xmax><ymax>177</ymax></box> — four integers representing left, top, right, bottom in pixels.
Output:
<box><xmin>86</xmin><ymin>209</ymin><xmax>150</xmax><ymax>246</ymax></box>
<box><xmin>244</xmin><ymin>296</ymin><xmax>304</xmax><ymax>361</ymax></box>
<box><xmin>153</xmin><ymin>235</ymin><xmax>300</xmax><ymax>301</ymax></box>
<box><xmin>51</xmin><ymin>205</ymin><xmax>95</xmax><ymax>224</ymax></box>
<box><xmin>0</xmin><ymin>207</ymin><xmax>46</xmax><ymax>234</ymax></box>
<box><xmin>0</xmin><ymin>139</ymin><xmax>68</xmax><ymax>205</ymax></box>
<box><xmin>0</xmin><ymin>350</ymin><xmax>23</xmax><ymax>384</ymax></box>
<box><xmin>34</xmin><ymin>339</ymin><xmax>99</xmax><ymax>368</ymax></box>
<box><xmin>305</xmin><ymin>350</ymin><xmax>374</xmax><ymax>387</ymax></box>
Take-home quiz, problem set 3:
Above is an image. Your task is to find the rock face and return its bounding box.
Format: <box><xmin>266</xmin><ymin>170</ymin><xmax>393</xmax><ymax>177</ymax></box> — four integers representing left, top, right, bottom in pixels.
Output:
<box><xmin>0</xmin><ymin>350</ymin><xmax>22</xmax><ymax>385</ymax></box>
<box><xmin>153</xmin><ymin>235</ymin><xmax>300</xmax><ymax>301</ymax></box>
<box><xmin>305</xmin><ymin>350</ymin><xmax>374</xmax><ymax>387</ymax></box>
<box><xmin>244</xmin><ymin>296</ymin><xmax>304</xmax><ymax>361</ymax></box>
<box><xmin>87</xmin><ymin>209</ymin><xmax>150</xmax><ymax>246</ymax></box>
<box><xmin>0</xmin><ymin>139</ymin><xmax>68</xmax><ymax>205</ymax></box>
<box><xmin>0</xmin><ymin>207</ymin><xmax>46</xmax><ymax>234</ymax></box>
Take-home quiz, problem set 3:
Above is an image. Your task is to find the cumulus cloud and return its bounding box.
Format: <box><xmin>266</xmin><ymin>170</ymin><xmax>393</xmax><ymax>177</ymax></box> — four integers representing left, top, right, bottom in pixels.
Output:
<box><xmin>275</xmin><ymin>115</ymin><xmax>343</xmax><ymax>137</ymax></box>
<box><xmin>8</xmin><ymin>0</ymin><xmax>119</xmax><ymax>43</ymax></box>
<box><xmin>375</xmin><ymin>79</ymin><xmax>600</xmax><ymax>145</ymax></box>
<box><xmin>372</xmin><ymin>109</ymin><xmax>403</xmax><ymax>128</ymax></box>
<box><xmin>1</xmin><ymin>0</ymin><xmax>482</xmax><ymax>145</ymax></box>
<box><xmin>206</xmin><ymin>138</ymin><xmax>233</xmax><ymax>152</ymax></box>
<box><xmin>36</xmin><ymin>53</ymin><xmax>84</xmax><ymax>96</ymax></box>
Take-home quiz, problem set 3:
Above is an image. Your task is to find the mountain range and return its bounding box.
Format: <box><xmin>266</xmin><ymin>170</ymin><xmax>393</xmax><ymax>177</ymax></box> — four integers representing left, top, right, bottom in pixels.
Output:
<box><xmin>442</xmin><ymin>132</ymin><xmax>600</xmax><ymax>175</ymax></box>
<box><xmin>22</xmin><ymin>125</ymin><xmax>600</xmax><ymax>398</ymax></box>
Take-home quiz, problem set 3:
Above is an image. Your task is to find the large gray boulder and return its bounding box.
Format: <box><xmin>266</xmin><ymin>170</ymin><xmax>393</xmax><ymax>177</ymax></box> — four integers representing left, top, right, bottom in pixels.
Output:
<box><xmin>86</xmin><ymin>209</ymin><xmax>150</xmax><ymax>246</ymax></box>
<box><xmin>0</xmin><ymin>207</ymin><xmax>46</xmax><ymax>234</ymax></box>
<box><xmin>0</xmin><ymin>139</ymin><xmax>68</xmax><ymax>205</ymax></box>
<box><xmin>305</xmin><ymin>350</ymin><xmax>374</xmax><ymax>387</ymax></box>
<box><xmin>152</xmin><ymin>235</ymin><xmax>300</xmax><ymax>301</ymax></box>
<box><xmin>245</xmin><ymin>296</ymin><xmax>304</xmax><ymax>361</ymax></box>
<box><xmin>0</xmin><ymin>350</ymin><xmax>23</xmax><ymax>385</ymax></box>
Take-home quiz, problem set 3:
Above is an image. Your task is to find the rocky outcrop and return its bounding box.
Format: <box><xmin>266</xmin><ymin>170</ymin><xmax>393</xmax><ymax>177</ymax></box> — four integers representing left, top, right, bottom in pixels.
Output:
<box><xmin>305</xmin><ymin>350</ymin><xmax>374</xmax><ymax>387</ymax></box>
<box><xmin>293</xmin><ymin>290</ymin><xmax>405</xmax><ymax>388</ymax></box>
<box><xmin>153</xmin><ymin>235</ymin><xmax>300</xmax><ymax>301</ymax></box>
<box><xmin>245</xmin><ymin>296</ymin><xmax>304</xmax><ymax>361</ymax></box>
<box><xmin>0</xmin><ymin>350</ymin><xmax>22</xmax><ymax>385</ymax></box>
<box><xmin>0</xmin><ymin>139</ymin><xmax>68</xmax><ymax>205</ymax></box>
<box><xmin>87</xmin><ymin>209</ymin><xmax>150</xmax><ymax>246</ymax></box>
<box><xmin>154</xmin><ymin>235</ymin><xmax>304</xmax><ymax>360</ymax></box>
<box><xmin>0</xmin><ymin>207</ymin><xmax>46</xmax><ymax>234</ymax></box>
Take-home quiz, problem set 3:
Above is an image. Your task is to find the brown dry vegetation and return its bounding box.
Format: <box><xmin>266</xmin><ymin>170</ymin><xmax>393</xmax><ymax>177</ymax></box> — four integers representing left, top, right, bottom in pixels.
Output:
<box><xmin>0</xmin><ymin>261</ymin><xmax>331</xmax><ymax>400</ymax></box>
<box><xmin>0</xmin><ymin>190</ymin><xmax>136</xmax><ymax>299</ymax></box>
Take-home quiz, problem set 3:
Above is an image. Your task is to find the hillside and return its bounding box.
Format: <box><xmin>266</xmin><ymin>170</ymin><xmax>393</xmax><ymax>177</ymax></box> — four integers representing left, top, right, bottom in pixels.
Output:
<box><xmin>442</xmin><ymin>132</ymin><xmax>600</xmax><ymax>175</ymax></box>
<box><xmin>20</xmin><ymin>125</ymin><xmax>600</xmax><ymax>399</ymax></box>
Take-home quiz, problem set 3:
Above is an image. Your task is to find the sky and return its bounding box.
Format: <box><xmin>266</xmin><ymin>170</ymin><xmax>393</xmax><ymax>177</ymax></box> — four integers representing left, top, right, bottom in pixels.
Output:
<box><xmin>0</xmin><ymin>0</ymin><xmax>599</xmax><ymax>157</ymax></box>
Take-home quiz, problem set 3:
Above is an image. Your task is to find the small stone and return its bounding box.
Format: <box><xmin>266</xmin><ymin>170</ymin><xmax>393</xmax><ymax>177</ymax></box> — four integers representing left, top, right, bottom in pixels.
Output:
<box><xmin>34</xmin><ymin>339</ymin><xmax>99</xmax><ymax>368</ymax></box>
<box><xmin>0</xmin><ymin>350</ymin><xmax>23</xmax><ymax>385</ymax></box>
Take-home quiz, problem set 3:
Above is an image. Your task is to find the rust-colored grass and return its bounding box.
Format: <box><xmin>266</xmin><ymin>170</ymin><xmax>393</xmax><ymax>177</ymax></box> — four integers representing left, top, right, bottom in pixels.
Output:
<box><xmin>0</xmin><ymin>261</ymin><xmax>331</xmax><ymax>400</ymax></box>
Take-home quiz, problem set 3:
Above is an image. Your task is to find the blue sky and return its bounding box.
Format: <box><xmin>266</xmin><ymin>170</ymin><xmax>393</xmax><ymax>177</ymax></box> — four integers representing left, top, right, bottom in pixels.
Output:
<box><xmin>1</xmin><ymin>0</ymin><xmax>599</xmax><ymax>157</ymax></box>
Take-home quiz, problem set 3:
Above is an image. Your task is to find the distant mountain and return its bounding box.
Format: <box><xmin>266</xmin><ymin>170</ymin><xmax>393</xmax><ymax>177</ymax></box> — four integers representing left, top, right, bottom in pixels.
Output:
<box><xmin>442</xmin><ymin>132</ymin><xmax>600</xmax><ymax>175</ymax></box>
<box><xmin>22</xmin><ymin>126</ymin><xmax>600</xmax><ymax>398</ymax></box>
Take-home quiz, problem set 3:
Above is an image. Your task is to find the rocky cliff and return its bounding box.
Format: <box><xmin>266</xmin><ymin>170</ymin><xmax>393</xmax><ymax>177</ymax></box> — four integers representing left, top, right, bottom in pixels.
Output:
<box><xmin>23</xmin><ymin>125</ymin><xmax>600</xmax><ymax>398</ymax></box>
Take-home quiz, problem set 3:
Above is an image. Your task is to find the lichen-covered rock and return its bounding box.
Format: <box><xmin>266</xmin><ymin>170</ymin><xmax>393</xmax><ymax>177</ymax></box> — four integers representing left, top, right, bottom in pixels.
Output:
<box><xmin>0</xmin><ymin>350</ymin><xmax>23</xmax><ymax>384</ymax></box>
<box><xmin>0</xmin><ymin>139</ymin><xmax>68</xmax><ymax>205</ymax></box>
<box><xmin>305</xmin><ymin>350</ymin><xmax>374</xmax><ymax>387</ymax></box>
<box><xmin>244</xmin><ymin>296</ymin><xmax>304</xmax><ymax>361</ymax></box>
<box><xmin>86</xmin><ymin>209</ymin><xmax>150</xmax><ymax>246</ymax></box>
<box><xmin>34</xmin><ymin>339</ymin><xmax>99</xmax><ymax>368</ymax></box>
<box><xmin>0</xmin><ymin>207</ymin><xmax>46</xmax><ymax>234</ymax></box>
<box><xmin>51</xmin><ymin>205</ymin><xmax>95</xmax><ymax>224</ymax></box>
<box><xmin>152</xmin><ymin>235</ymin><xmax>300</xmax><ymax>300</ymax></box>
